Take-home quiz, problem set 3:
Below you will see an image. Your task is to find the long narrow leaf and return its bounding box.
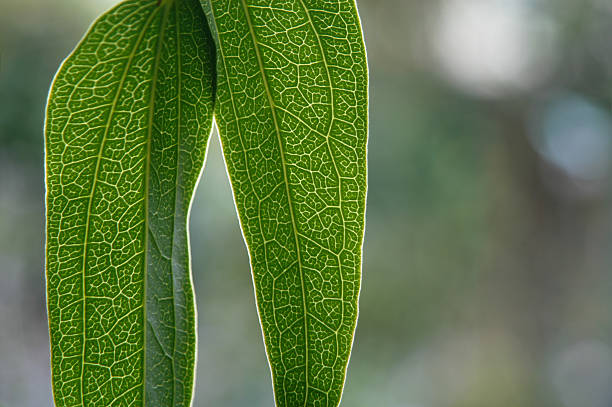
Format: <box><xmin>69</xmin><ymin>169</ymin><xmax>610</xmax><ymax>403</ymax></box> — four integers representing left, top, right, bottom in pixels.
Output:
<box><xmin>204</xmin><ymin>1</ymin><xmax>368</xmax><ymax>405</ymax></box>
<box><xmin>45</xmin><ymin>0</ymin><xmax>215</xmax><ymax>405</ymax></box>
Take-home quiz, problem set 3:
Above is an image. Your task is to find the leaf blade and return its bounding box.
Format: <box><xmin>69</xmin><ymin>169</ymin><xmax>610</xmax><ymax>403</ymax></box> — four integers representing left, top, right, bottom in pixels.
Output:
<box><xmin>205</xmin><ymin>1</ymin><xmax>368</xmax><ymax>405</ymax></box>
<box><xmin>45</xmin><ymin>1</ymin><xmax>215</xmax><ymax>406</ymax></box>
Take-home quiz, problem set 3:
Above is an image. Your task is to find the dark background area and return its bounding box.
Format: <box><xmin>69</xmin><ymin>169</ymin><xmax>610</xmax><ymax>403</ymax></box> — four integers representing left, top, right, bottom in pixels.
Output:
<box><xmin>2</xmin><ymin>0</ymin><xmax>612</xmax><ymax>406</ymax></box>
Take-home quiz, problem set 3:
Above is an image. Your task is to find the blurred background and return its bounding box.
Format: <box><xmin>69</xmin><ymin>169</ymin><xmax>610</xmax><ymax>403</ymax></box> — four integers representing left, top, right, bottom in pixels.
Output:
<box><xmin>2</xmin><ymin>0</ymin><xmax>612</xmax><ymax>406</ymax></box>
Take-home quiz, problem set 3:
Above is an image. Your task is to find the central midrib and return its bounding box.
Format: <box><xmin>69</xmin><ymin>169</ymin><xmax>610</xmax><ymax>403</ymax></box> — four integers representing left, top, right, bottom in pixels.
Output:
<box><xmin>238</xmin><ymin>0</ymin><xmax>311</xmax><ymax>404</ymax></box>
<box><xmin>170</xmin><ymin>1</ymin><xmax>182</xmax><ymax>405</ymax></box>
<box><xmin>142</xmin><ymin>3</ymin><xmax>172</xmax><ymax>406</ymax></box>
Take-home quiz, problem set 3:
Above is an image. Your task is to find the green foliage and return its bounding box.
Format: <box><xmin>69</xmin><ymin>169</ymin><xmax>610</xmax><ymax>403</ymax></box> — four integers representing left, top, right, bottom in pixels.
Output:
<box><xmin>45</xmin><ymin>0</ymin><xmax>215</xmax><ymax>405</ymax></box>
<box><xmin>45</xmin><ymin>0</ymin><xmax>367</xmax><ymax>406</ymax></box>
<box><xmin>204</xmin><ymin>1</ymin><xmax>367</xmax><ymax>405</ymax></box>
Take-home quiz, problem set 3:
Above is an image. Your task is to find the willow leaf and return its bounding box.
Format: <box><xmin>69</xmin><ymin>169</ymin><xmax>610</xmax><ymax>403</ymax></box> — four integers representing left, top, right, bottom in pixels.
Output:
<box><xmin>204</xmin><ymin>1</ymin><xmax>368</xmax><ymax>405</ymax></box>
<box><xmin>44</xmin><ymin>0</ymin><xmax>215</xmax><ymax>405</ymax></box>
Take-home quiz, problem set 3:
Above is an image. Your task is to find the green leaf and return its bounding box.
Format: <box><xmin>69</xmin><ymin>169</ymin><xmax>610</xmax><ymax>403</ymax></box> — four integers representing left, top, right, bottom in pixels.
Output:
<box><xmin>204</xmin><ymin>1</ymin><xmax>368</xmax><ymax>405</ymax></box>
<box><xmin>44</xmin><ymin>0</ymin><xmax>215</xmax><ymax>405</ymax></box>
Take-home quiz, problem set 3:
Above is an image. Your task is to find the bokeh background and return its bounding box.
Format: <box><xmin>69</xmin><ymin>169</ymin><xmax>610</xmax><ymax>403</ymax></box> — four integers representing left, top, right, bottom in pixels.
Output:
<box><xmin>2</xmin><ymin>0</ymin><xmax>612</xmax><ymax>406</ymax></box>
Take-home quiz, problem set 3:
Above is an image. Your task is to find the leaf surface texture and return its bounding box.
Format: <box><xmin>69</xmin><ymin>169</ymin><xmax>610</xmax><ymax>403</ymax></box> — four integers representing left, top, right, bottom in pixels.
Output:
<box><xmin>45</xmin><ymin>0</ymin><xmax>215</xmax><ymax>405</ymax></box>
<box><xmin>205</xmin><ymin>1</ymin><xmax>368</xmax><ymax>405</ymax></box>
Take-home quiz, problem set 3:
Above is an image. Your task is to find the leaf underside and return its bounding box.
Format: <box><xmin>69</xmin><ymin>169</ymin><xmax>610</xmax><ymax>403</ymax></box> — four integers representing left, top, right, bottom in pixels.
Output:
<box><xmin>204</xmin><ymin>1</ymin><xmax>368</xmax><ymax>406</ymax></box>
<box><xmin>45</xmin><ymin>0</ymin><xmax>215</xmax><ymax>406</ymax></box>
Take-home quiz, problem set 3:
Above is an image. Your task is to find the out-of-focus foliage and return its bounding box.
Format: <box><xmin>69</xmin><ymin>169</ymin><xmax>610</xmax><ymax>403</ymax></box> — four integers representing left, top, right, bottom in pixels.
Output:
<box><xmin>1</xmin><ymin>0</ymin><xmax>612</xmax><ymax>406</ymax></box>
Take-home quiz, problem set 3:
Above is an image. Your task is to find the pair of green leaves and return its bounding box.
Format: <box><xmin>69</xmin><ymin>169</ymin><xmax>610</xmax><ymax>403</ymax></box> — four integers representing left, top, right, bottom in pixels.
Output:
<box><xmin>45</xmin><ymin>0</ymin><xmax>367</xmax><ymax>406</ymax></box>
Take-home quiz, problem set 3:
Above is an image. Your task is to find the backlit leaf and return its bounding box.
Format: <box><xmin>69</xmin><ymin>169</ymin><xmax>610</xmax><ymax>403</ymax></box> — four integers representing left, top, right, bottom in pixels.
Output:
<box><xmin>44</xmin><ymin>0</ymin><xmax>215</xmax><ymax>405</ymax></box>
<box><xmin>204</xmin><ymin>1</ymin><xmax>368</xmax><ymax>405</ymax></box>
